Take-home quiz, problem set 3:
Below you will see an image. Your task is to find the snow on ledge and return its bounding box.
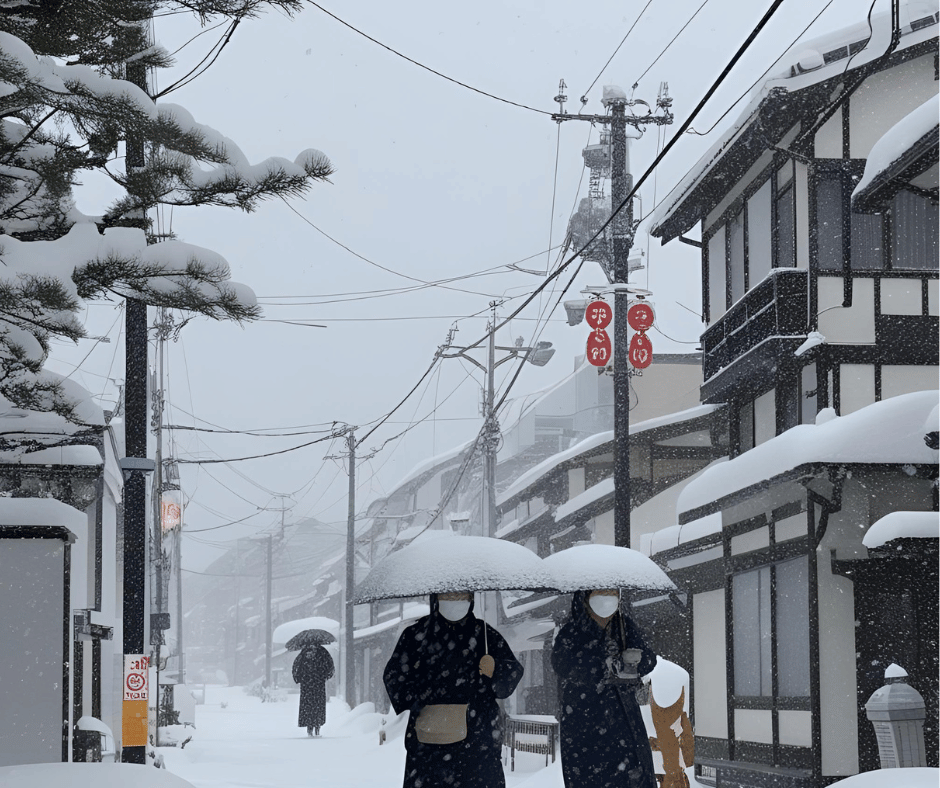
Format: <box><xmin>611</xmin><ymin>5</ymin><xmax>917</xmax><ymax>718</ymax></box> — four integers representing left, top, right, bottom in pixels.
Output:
<box><xmin>554</xmin><ymin>477</ymin><xmax>613</xmax><ymax>522</ymax></box>
<box><xmin>0</xmin><ymin>497</ymin><xmax>86</xmax><ymax>531</ymax></box>
<box><xmin>678</xmin><ymin>391</ymin><xmax>939</xmax><ymax>516</ymax></box>
<box><xmin>863</xmin><ymin>510</ymin><xmax>939</xmax><ymax>548</ymax></box>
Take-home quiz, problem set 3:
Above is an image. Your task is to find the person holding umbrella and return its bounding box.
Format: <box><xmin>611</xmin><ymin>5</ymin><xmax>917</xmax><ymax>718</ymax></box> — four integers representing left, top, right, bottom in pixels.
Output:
<box><xmin>383</xmin><ymin>591</ymin><xmax>523</xmax><ymax>788</ymax></box>
<box><xmin>551</xmin><ymin>588</ymin><xmax>657</xmax><ymax>788</ymax></box>
<box><xmin>288</xmin><ymin>630</ymin><xmax>335</xmax><ymax>737</ymax></box>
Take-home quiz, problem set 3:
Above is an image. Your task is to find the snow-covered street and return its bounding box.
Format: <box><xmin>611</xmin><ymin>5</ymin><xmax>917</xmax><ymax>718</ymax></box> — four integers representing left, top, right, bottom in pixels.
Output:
<box><xmin>160</xmin><ymin>686</ymin><xmax>567</xmax><ymax>788</ymax></box>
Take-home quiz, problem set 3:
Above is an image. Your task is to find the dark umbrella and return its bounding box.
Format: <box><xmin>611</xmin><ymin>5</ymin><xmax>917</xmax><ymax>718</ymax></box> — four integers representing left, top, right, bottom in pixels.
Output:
<box><xmin>285</xmin><ymin>629</ymin><xmax>336</xmax><ymax>651</ymax></box>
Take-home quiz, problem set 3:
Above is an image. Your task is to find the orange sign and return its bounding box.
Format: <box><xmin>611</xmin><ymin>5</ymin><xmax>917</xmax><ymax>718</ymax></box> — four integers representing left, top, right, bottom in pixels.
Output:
<box><xmin>122</xmin><ymin>655</ymin><xmax>150</xmax><ymax>747</ymax></box>
<box><xmin>161</xmin><ymin>492</ymin><xmax>182</xmax><ymax>534</ymax></box>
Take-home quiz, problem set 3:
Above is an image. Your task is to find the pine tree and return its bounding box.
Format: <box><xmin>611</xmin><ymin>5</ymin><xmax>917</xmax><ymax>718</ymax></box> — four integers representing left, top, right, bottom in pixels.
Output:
<box><xmin>0</xmin><ymin>1</ymin><xmax>332</xmax><ymax>417</ymax></box>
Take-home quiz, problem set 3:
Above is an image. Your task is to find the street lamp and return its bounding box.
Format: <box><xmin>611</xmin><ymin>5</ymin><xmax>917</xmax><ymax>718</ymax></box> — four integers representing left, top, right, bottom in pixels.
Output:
<box><xmin>437</xmin><ymin>302</ymin><xmax>555</xmax><ymax>536</ymax></box>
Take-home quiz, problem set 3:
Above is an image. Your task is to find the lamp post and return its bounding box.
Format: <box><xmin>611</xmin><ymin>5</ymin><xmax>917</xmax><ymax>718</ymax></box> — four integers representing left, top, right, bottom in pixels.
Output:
<box><xmin>437</xmin><ymin>301</ymin><xmax>554</xmax><ymax>537</ymax></box>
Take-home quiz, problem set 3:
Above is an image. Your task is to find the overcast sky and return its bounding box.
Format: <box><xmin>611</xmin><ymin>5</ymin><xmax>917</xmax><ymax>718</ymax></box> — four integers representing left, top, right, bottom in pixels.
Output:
<box><xmin>46</xmin><ymin>0</ymin><xmax>891</xmax><ymax>569</ymax></box>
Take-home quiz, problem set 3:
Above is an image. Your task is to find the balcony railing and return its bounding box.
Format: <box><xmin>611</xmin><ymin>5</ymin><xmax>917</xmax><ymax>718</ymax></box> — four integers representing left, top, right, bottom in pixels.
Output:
<box><xmin>702</xmin><ymin>270</ymin><xmax>808</xmax><ymax>381</ymax></box>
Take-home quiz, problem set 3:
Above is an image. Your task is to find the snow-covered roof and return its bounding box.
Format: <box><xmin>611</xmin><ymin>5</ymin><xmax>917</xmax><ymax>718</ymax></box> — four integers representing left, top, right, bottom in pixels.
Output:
<box><xmin>0</xmin><ymin>497</ymin><xmax>87</xmax><ymax>532</ymax></box>
<box><xmin>863</xmin><ymin>510</ymin><xmax>939</xmax><ymax>548</ymax></box>
<box><xmin>498</xmin><ymin>403</ymin><xmax>721</xmax><ymax>510</ymax></box>
<box><xmin>497</xmin><ymin>431</ymin><xmax>612</xmax><ymax>509</ymax></box>
<box><xmin>651</xmin><ymin>6</ymin><xmax>939</xmax><ymax>240</ymax></box>
<box><xmin>0</xmin><ymin>445</ymin><xmax>102</xmax><ymax>466</ymax></box>
<box><xmin>554</xmin><ymin>477</ymin><xmax>613</xmax><ymax>523</ymax></box>
<box><xmin>647</xmin><ymin>511</ymin><xmax>724</xmax><ymax>556</ymax></box>
<box><xmin>853</xmin><ymin>93</ymin><xmax>939</xmax><ymax>210</ymax></box>
<box><xmin>678</xmin><ymin>391</ymin><xmax>939</xmax><ymax>517</ymax></box>
<box><xmin>382</xmin><ymin>438</ymin><xmax>473</xmax><ymax>497</ymax></box>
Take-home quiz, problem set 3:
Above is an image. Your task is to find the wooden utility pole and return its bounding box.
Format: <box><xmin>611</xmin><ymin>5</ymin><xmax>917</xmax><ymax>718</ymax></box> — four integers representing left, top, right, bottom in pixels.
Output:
<box><xmin>344</xmin><ymin>429</ymin><xmax>356</xmax><ymax>706</ymax></box>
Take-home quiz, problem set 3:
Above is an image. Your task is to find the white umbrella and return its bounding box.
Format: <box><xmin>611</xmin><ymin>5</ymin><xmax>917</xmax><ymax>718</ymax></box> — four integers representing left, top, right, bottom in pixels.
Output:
<box><xmin>353</xmin><ymin>534</ymin><xmax>553</xmax><ymax>603</ymax></box>
<box><xmin>544</xmin><ymin>544</ymin><xmax>676</xmax><ymax>593</ymax></box>
<box><xmin>272</xmin><ymin>616</ymin><xmax>339</xmax><ymax>645</ymax></box>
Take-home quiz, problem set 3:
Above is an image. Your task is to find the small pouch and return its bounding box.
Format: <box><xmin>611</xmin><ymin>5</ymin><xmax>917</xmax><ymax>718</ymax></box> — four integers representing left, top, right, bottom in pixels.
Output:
<box><xmin>415</xmin><ymin>703</ymin><xmax>469</xmax><ymax>744</ymax></box>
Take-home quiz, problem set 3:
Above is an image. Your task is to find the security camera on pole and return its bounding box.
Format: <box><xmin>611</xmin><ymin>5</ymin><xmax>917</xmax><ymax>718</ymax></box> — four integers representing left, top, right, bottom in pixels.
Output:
<box><xmin>552</xmin><ymin>80</ymin><xmax>673</xmax><ymax>548</ymax></box>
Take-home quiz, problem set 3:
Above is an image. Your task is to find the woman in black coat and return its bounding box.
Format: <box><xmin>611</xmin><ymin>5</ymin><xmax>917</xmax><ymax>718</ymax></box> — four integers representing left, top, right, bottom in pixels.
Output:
<box><xmin>383</xmin><ymin>591</ymin><xmax>524</xmax><ymax>788</ymax></box>
<box><xmin>551</xmin><ymin>589</ymin><xmax>657</xmax><ymax>788</ymax></box>
<box><xmin>292</xmin><ymin>644</ymin><xmax>334</xmax><ymax>736</ymax></box>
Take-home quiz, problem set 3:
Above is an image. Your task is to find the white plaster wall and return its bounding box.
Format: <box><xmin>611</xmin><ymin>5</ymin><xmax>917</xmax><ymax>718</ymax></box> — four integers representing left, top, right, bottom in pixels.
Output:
<box><xmin>734</xmin><ymin>709</ymin><xmax>773</xmax><ymax>743</ymax></box>
<box><xmin>414</xmin><ymin>471</ymin><xmax>442</xmax><ymax>512</ymax></box>
<box><xmin>928</xmin><ymin>279</ymin><xmax>938</xmax><ymax>316</ymax></box>
<box><xmin>568</xmin><ymin>467</ymin><xmax>585</xmax><ymax>499</ymax></box>
<box><xmin>754</xmin><ymin>388</ymin><xmax>776</xmax><ymax>446</ymax></box>
<box><xmin>795</xmin><ymin>162</ymin><xmax>810</xmax><ymax>269</ymax></box>
<box><xmin>881</xmin><ymin>365</ymin><xmax>939</xmax><ymax>400</ymax></box>
<box><xmin>880</xmin><ymin>278</ymin><xmax>923</xmax><ymax>315</ymax></box>
<box><xmin>850</xmin><ymin>54</ymin><xmax>939</xmax><ymax>160</ymax></box>
<box><xmin>840</xmin><ymin>364</ymin><xmax>876</xmax><ymax>415</ymax></box>
<box><xmin>708</xmin><ymin>227</ymin><xmax>726</xmax><ymax>324</ymax></box>
<box><xmin>593</xmin><ymin>508</ymin><xmax>615</xmax><ymax>545</ymax></box>
<box><xmin>693</xmin><ymin>588</ymin><xmax>728</xmax><ymax>739</ymax></box>
<box><xmin>816</xmin><ymin>551</ymin><xmax>859</xmax><ymax>776</ymax></box>
<box><xmin>630</xmin><ymin>360</ymin><xmax>703</xmax><ymax>425</ymax></box>
<box><xmin>706</xmin><ymin>150</ymin><xmax>776</xmax><ymax>232</ymax></box>
<box><xmin>779</xmin><ymin>710</ymin><xmax>812</xmax><ymax>747</ymax></box>
<box><xmin>818</xmin><ymin>277</ymin><xmax>875</xmax><ymax>344</ymax></box>
<box><xmin>814</xmin><ymin>106</ymin><xmax>843</xmax><ymax>159</ymax></box>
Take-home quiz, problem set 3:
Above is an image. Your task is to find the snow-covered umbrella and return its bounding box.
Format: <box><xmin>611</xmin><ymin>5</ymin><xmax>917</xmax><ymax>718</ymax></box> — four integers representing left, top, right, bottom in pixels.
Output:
<box><xmin>285</xmin><ymin>629</ymin><xmax>336</xmax><ymax>651</ymax></box>
<box><xmin>272</xmin><ymin>616</ymin><xmax>339</xmax><ymax>646</ymax></box>
<box><xmin>352</xmin><ymin>534</ymin><xmax>553</xmax><ymax>603</ymax></box>
<box><xmin>544</xmin><ymin>544</ymin><xmax>676</xmax><ymax>593</ymax></box>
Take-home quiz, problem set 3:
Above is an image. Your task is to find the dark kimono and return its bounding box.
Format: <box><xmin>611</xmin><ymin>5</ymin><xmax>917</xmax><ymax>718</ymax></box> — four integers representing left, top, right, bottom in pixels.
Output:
<box><xmin>292</xmin><ymin>644</ymin><xmax>334</xmax><ymax>730</ymax></box>
<box><xmin>551</xmin><ymin>591</ymin><xmax>657</xmax><ymax>788</ymax></box>
<box><xmin>383</xmin><ymin>594</ymin><xmax>524</xmax><ymax>788</ymax></box>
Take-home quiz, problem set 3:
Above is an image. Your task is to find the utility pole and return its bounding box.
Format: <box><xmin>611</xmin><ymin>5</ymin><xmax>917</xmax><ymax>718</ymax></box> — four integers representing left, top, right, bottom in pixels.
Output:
<box><xmin>265</xmin><ymin>534</ymin><xmax>273</xmax><ymax>688</ymax></box>
<box><xmin>551</xmin><ymin>81</ymin><xmax>673</xmax><ymax>549</ymax></box>
<box><xmin>437</xmin><ymin>307</ymin><xmax>555</xmax><ymax>536</ymax></box>
<box><xmin>119</xmin><ymin>48</ymin><xmax>153</xmax><ymax>765</ymax></box>
<box><xmin>344</xmin><ymin>429</ymin><xmax>356</xmax><ymax>707</ymax></box>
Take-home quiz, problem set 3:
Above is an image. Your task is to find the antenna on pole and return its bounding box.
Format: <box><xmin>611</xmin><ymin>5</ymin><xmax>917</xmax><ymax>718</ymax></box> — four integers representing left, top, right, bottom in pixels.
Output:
<box><xmin>554</xmin><ymin>79</ymin><xmax>568</xmax><ymax>120</ymax></box>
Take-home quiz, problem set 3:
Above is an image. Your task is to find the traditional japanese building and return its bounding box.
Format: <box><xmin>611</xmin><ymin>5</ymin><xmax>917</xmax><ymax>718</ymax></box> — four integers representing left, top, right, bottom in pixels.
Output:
<box><xmin>648</xmin><ymin>7</ymin><xmax>938</xmax><ymax>787</ymax></box>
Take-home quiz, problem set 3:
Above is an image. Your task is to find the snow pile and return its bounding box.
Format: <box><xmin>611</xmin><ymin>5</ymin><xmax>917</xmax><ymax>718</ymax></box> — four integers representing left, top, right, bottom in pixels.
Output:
<box><xmin>272</xmin><ymin>616</ymin><xmax>339</xmax><ymax>645</ymax></box>
<box><xmin>678</xmin><ymin>391</ymin><xmax>939</xmax><ymax>514</ymax></box>
<box><xmin>863</xmin><ymin>511</ymin><xmax>939</xmax><ymax>548</ymax></box>
<box><xmin>544</xmin><ymin>544</ymin><xmax>676</xmax><ymax>593</ymax></box>
<box><xmin>0</xmin><ymin>764</ymin><xmax>197</xmax><ymax>788</ymax></box>
<box><xmin>354</xmin><ymin>535</ymin><xmax>552</xmax><ymax>602</ymax></box>
<box><xmin>828</xmin><ymin>768</ymin><xmax>939</xmax><ymax>787</ymax></box>
<box><xmin>854</xmin><ymin>94</ymin><xmax>939</xmax><ymax>199</ymax></box>
<box><xmin>0</xmin><ymin>497</ymin><xmax>87</xmax><ymax>530</ymax></box>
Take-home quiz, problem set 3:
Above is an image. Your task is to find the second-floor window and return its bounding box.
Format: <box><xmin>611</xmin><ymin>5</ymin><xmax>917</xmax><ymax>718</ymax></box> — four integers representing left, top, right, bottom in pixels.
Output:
<box><xmin>891</xmin><ymin>189</ymin><xmax>939</xmax><ymax>270</ymax></box>
<box><xmin>816</xmin><ymin>163</ymin><xmax>884</xmax><ymax>271</ymax></box>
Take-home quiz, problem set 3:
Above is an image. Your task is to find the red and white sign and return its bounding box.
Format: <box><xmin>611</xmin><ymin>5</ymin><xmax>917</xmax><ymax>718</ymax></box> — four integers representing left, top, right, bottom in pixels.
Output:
<box><xmin>586</xmin><ymin>330</ymin><xmax>612</xmax><ymax>366</ymax></box>
<box><xmin>123</xmin><ymin>655</ymin><xmax>150</xmax><ymax>701</ymax></box>
<box><xmin>584</xmin><ymin>300</ymin><xmax>613</xmax><ymax>330</ymax></box>
<box><xmin>627</xmin><ymin>302</ymin><xmax>655</xmax><ymax>332</ymax></box>
<box><xmin>161</xmin><ymin>491</ymin><xmax>183</xmax><ymax>534</ymax></box>
<box><xmin>629</xmin><ymin>332</ymin><xmax>653</xmax><ymax>369</ymax></box>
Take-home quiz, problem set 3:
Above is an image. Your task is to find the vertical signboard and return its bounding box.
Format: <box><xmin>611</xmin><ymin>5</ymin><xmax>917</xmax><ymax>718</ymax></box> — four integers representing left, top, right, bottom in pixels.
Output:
<box><xmin>122</xmin><ymin>655</ymin><xmax>150</xmax><ymax>747</ymax></box>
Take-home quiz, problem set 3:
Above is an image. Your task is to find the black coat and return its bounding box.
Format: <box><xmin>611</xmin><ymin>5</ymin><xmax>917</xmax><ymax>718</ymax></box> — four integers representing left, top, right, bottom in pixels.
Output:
<box><xmin>383</xmin><ymin>594</ymin><xmax>524</xmax><ymax>788</ymax></box>
<box><xmin>292</xmin><ymin>645</ymin><xmax>334</xmax><ymax>729</ymax></box>
<box><xmin>551</xmin><ymin>591</ymin><xmax>657</xmax><ymax>788</ymax></box>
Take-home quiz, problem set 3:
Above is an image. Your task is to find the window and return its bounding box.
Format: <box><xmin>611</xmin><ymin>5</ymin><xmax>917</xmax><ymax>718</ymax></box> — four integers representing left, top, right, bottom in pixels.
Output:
<box><xmin>729</xmin><ymin>209</ymin><xmax>746</xmax><ymax>303</ymax></box>
<box><xmin>749</xmin><ymin>180</ymin><xmax>773</xmax><ymax>285</ymax></box>
<box><xmin>892</xmin><ymin>190</ymin><xmax>940</xmax><ymax>270</ymax></box>
<box><xmin>733</xmin><ymin>566</ymin><xmax>772</xmax><ymax>696</ymax></box>
<box><xmin>737</xmin><ymin>400</ymin><xmax>755</xmax><ymax>454</ymax></box>
<box><xmin>707</xmin><ymin>226</ymin><xmax>727</xmax><ymax>320</ymax></box>
<box><xmin>800</xmin><ymin>364</ymin><xmax>818</xmax><ymax>424</ymax></box>
<box><xmin>732</xmin><ymin>556</ymin><xmax>810</xmax><ymax>699</ymax></box>
<box><xmin>816</xmin><ymin>165</ymin><xmax>884</xmax><ymax>270</ymax></box>
<box><xmin>775</xmin><ymin>162</ymin><xmax>796</xmax><ymax>269</ymax></box>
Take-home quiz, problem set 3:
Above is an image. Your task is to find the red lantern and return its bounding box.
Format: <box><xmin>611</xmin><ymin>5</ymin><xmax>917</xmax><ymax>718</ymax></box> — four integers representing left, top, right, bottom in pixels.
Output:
<box><xmin>586</xmin><ymin>330</ymin><xmax>612</xmax><ymax>367</ymax></box>
<box><xmin>628</xmin><ymin>332</ymin><xmax>653</xmax><ymax>369</ymax></box>
<box><xmin>627</xmin><ymin>302</ymin><xmax>655</xmax><ymax>332</ymax></box>
<box><xmin>584</xmin><ymin>300</ymin><xmax>612</xmax><ymax>330</ymax></box>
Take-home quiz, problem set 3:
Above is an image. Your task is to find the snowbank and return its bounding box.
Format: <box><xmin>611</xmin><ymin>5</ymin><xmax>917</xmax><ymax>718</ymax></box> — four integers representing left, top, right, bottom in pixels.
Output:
<box><xmin>828</xmin><ymin>768</ymin><xmax>939</xmax><ymax>788</ymax></box>
<box><xmin>0</xmin><ymin>763</ymin><xmax>197</xmax><ymax>788</ymax></box>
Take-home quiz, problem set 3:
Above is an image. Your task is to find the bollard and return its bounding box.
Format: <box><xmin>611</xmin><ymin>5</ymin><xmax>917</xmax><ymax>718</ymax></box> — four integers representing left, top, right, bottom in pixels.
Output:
<box><xmin>864</xmin><ymin>664</ymin><xmax>927</xmax><ymax>768</ymax></box>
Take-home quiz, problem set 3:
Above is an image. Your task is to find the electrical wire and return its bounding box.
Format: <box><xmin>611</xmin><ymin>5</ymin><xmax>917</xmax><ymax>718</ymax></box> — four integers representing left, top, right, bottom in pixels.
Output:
<box><xmin>685</xmin><ymin>0</ymin><xmax>837</xmax><ymax>136</ymax></box>
<box><xmin>581</xmin><ymin>0</ymin><xmax>658</xmax><ymax>102</ymax></box>
<box><xmin>305</xmin><ymin>1</ymin><xmax>552</xmax><ymax>116</ymax></box>
<box><xmin>280</xmin><ymin>199</ymin><xmax>502</xmax><ymax>298</ymax></box>
<box><xmin>631</xmin><ymin>0</ymin><xmax>711</xmax><ymax>89</ymax></box>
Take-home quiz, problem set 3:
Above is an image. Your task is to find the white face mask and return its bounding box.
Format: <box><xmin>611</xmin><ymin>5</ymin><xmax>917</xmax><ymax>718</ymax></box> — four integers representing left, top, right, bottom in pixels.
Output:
<box><xmin>438</xmin><ymin>599</ymin><xmax>471</xmax><ymax>622</ymax></box>
<box><xmin>589</xmin><ymin>593</ymin><xmax>620</xmax><ymax>618</ymax></box>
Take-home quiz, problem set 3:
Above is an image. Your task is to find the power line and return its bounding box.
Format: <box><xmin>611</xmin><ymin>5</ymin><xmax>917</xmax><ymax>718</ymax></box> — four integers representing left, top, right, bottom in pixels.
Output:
<box><xmin>632</xmin><ymin>0</ymin><xmax>711</xmax><ymax>88</ymax></box>
<box><xmin>305</xmin><ymin>1</ymin><xmax>552</xmax><ymax>116</ymax></box>
<box><xmin>581</xmin><ymin>0</ymin><xmax>658</xmax><ymax>102</ymax></box>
